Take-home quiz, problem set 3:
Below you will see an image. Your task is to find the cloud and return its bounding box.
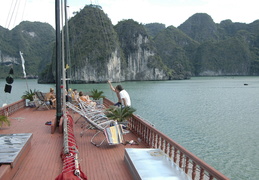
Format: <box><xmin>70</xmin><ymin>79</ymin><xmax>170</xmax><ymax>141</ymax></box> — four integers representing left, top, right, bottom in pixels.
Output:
<box><xmin>0</xmin><ymin>0</ymin><xmax>258</xmax><ymax>30</ymax></box>
<box><xmin>100</xmin><ymin>0</ymin><xmax>259</xmax><ymax>27</ymax></box>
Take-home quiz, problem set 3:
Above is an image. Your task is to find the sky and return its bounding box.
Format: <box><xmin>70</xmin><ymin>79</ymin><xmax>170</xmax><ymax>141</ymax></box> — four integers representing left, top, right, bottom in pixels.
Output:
<box><xmin>0</xmin><ymin>0</ymin><xmax>258</xmax><ymax>30</ymax></box>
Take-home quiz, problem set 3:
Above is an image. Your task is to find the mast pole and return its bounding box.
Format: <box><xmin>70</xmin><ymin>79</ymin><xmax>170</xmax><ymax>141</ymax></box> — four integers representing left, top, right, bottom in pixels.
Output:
<box><xmin>55</xmin><ymin>0</ymin><xmax>62</xmax><ymax>123</ymax></box>
<box><xmin>65</xmin><ymin>0</ymin><xmax>70</xmax><ymax>90</ymax></box>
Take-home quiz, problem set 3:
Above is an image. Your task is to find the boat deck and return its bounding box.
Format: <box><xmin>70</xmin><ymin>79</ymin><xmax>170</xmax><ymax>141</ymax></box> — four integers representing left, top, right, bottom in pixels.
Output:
<box><xmin>0</xmin><ymin>107</ymin><xmax>148</xmax><ymax>180</ymax></box>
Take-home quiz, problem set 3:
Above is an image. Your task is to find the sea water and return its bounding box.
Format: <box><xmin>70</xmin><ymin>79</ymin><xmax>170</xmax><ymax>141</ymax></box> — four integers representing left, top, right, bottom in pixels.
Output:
<box><xmin>0</xmin><ymin>77</ymin><xmax>259</xmax><ymax>180</ymax></box>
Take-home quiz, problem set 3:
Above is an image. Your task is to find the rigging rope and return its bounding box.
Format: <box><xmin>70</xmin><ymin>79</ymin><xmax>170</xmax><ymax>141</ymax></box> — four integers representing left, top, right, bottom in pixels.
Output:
<box><xmin>55</xmin><ymin>114</ymin><xmax>87</xmax><ymax>180</ymax></box>
<box><xmin>56</xmin><ymin>2</ymin><xmax>87</xmax><ymax>179</ymax></box>
<box><xmin>5</xmin><ymin>0</ymin><xmax>26</xmax><ymax>29</ymax></box>
<box><xmin>93</xmin><ymin>0</ymin><xmax>121</xmax><ymax>102</ymax></box>
<box><xmin>13</xmin><ymin>0</ymin><xmax>22</xmax><ymax>28</ymax></box>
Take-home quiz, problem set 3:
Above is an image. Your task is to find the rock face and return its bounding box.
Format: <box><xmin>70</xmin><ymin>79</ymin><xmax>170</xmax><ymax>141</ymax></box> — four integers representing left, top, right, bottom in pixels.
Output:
<box><xmin>124</xmin><ymin>34</ymin><xmax>167</xmax><ymax>81</ymax></box>
<box><xmin>0</xmin><ymin>21</ymin><xmax>55</xmax><ymax>79</ymax></box>
<box><xmin>106</xmin><ymin>49</ymin><xmax>122</xmax><ymax>82</ymax></box>
<box><xmin>70</xmin><ymin>48</ymin><xmax>123</xmax><ymax>83</ymax></box>
<box><xmin>60</xmin><ymin>7</ymin><xmax>169</xmax><ymax>83</ymax></box>
<box><xmin>2</xmin><ymin>6</ymin><xmax>259</xmax><ymax>82</ymax></box>
<box><xmin>0</xmin><ymin>53</ymin><xmax>19</xmax><ymax>66</ymax></box>
<box><xmin>68</xmin><ymin>34</ymin><xmax>168</xmax><ymax>83</ymax></box>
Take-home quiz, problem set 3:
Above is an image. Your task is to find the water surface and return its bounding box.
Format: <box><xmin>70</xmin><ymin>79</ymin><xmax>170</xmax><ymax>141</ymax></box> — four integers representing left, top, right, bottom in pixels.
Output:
<box><xmin>1</xmin><ymin>77</ymin><xmax>259</xmax><ymax>179</ymax></box>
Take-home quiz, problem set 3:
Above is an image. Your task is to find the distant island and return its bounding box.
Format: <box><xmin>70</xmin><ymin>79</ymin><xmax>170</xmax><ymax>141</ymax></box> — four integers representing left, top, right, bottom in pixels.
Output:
<box><xmin>0</xmin><ymin>5</ymin><xmax>259</xmax><ymax>83</ymax></box>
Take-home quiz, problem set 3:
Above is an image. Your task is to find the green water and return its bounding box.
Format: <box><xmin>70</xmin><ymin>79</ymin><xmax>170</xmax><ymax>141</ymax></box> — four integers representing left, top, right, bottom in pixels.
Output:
<box><xmin>1</xmin><ymin>77</ymin><xmax>259</xmax><ymax>179</ymax></box>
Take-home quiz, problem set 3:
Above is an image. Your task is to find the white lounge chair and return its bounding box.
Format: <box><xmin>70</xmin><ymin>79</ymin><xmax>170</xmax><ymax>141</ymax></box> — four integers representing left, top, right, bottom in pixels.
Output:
<box><xmin>66</xmin><ymin>100</ymin><xmax>124</xmax><ymax>146</ymax></box>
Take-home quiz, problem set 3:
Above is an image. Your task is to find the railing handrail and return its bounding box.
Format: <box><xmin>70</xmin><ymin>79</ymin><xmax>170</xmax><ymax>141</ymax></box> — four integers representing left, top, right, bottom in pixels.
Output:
<box><xmin>103</xmin><ymin>98</ymin><xmax>229</xmax><ymax>180</ymax></box>
<box><xmin>0</xmin><ymin>99</ymin><xmax>26</xmax><ymax>116</ymax></box>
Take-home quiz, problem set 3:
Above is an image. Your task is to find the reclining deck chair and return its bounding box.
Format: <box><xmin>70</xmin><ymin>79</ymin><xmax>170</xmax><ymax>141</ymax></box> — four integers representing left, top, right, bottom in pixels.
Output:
<box><xmin>35</xmin><ymin>91</ymin><xmax>50</xmax><ymax>110</ymax></box>
<box><xmin>67</xmin><ymin>100</ymin><xmax>124</xmax><ymax>146</ymax></box>
<box><xmin>66</xmin><ymin>101</ymin><xmax>108</xmax><ymax>128</ymax></box>
<box><xmin>66</xmin><ymin>100</ymin><xmax>83</xmax><ymax>123</ymax></box>
<box><xmin>87</xmin><ymin>118</ymin><xmax>123</xmax><ymax>146</ymax></box>
<box><xmin>77</xmin><ymin>98</ymin><xmax>106</xmax><ymax>120</ymax></box>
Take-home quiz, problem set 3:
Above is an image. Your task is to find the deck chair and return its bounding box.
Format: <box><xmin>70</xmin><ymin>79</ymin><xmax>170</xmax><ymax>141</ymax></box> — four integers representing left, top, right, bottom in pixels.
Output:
<box><xmin>84</xmin><ymin>116</ymin><xmax>123</xmax><ymax>146</ymax></box>
<box><xmin>104</xmin><ymin>124</ymin><xmax>124</xmax><ymax>145</ymax></box>
<box><xmin>35</xmin><ymin>91</ymin><xmax>50</xmax><ymax>110</ymax></box>
<box><xmin>80</xmin><ymin>102</ymin><xmax>124</xmax><ymax>146</ymax></box>
<box><xmin>66</xmin><ymin>101</ymin><xmax>107</xmax><ymax>125</ymax></box>
<box><xmin>66</xmin><ymin>101</ymin><xmax>109</xmax><ymax>134</ymax></box>
<box><xmin>77</xmin><ymin>99</ymin><xmax>111</xmax><ymax>135</ymax></box>
<box><xmin>78</xmin><ymin>99</ymin><xmax>108</xmax><ymax>121</ymax></box>
<box><xmin>67</xmin><ymin>100</ymin><xmax>124</xmax><ymax>146</ymax></box>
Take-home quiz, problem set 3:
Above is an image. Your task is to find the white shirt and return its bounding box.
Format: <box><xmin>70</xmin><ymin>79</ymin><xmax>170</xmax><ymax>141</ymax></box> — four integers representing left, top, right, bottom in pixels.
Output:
<box><xmin>119</xmin><ymin>90</ymin><xmax>131</xmax><ymax>106</ymax></box>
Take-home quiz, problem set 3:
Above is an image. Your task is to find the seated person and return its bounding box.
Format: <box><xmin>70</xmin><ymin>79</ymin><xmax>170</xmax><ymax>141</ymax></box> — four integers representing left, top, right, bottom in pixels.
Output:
<box><xmin>78</xmin><ymin>91</ymin><xmax>96</xmax><ymax>107</ymax></box>
<box><xmin>65</xmin><ymin>88</ymin><xmax>73</xmax><ymax>102</ymax></box>
<box><xmin>45</xmin><ymin>88</ymin><xmax>56</xmax><ymax>108</ymax></box>
<box><xmin>71</xmin><ymin>89</ymin><xmax>79</xmax><ymax>102</ymax></box>
<box><xmin>108</xmin><ymin>80</ymin><xmax>131</xmax><ymax>107</ymax></box>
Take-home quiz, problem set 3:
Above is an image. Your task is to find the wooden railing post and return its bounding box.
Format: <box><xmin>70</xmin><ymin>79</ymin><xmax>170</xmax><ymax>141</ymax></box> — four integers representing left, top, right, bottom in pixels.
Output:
<box><xmin>185</xmin><ymin>156</ymin><xmax>189</xmax><ymax>174</ymax></box>
<box><xmin>200</xmin><ymin>168</ymin><xmax>205</xmax><ymax>180</ymax></box>
<box><xmin>192</xmin><ymin>162</ymin><xmax>197</xmax><ymax>180</ymax></box>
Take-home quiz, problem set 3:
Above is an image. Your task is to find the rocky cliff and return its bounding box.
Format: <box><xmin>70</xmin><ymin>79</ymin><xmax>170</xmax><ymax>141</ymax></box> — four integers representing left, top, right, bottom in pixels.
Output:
<box><xmin>0</xmin><ymin>22</ymin><xmax>55</xmax><ymax>78</ymax></box>
<box><xmin>1</xmin><ymin>5</ymin><xmax>259</xmax><ymax>82</ymax></box>
<box><xmin>45</xmin><ymin>6</ymin><xmax>169</xmax><ymax>83</ymax></box>
<box><xmin>115</xmin><ymin>20</ymin><xmax>168</xmax><ymax>81</ymax></box>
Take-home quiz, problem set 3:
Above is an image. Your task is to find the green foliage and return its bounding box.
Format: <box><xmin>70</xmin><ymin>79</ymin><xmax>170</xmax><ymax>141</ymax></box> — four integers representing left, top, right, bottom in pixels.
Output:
<box><xmin>0</xmin><ymin>115</ymin><xmax>11</xmax><ymax>127</ymax></box>
<box><xmin>194</xmin><ymin>37</ymin><xmax>252</xmax><ymax>75</ymax></box>
<box><xmin>38</xmin><ymin>63</ymin><xmax>55</xmax><ymax>83</ymax></box>
<box><xmin>90</xmin><ymin>89</ymin><xmax>105</xmax><ymax>100</ymax></box>
<box><xmin>153</xmin><ymin>26</ymin><xmax>198</xmax><ymax>79</ymax></box>
<box><xmin>21</xmin><ymin>89</ymin><xmax>38</xmax><ymax>101</ymax></box>
<box><xmin>105</xmin><ymin>106</ymin><xmax>136</xmax><ymax>122</ymax></box>
<box><xmin>144</xmin><ymin>23</ymin><xmax>166</xmax><ymax>38</ymax></box>
<box><xmin>67</xmin><ymin>5</ymin><xmax>119</xmax><ymax>75</ymax></box>
<box><xmin>0</xmin><ymin>21</ymin><xmax>55</xmax><ymax>78</ymax></box>
<box><xmin>178</xmin><ymin>13</ymin><xmax>219</xmax><ymax>42</ymax></box>
<box><xmin>115</xmin><ymin>19</ymin><xmax>149</xmax><ymax>57</ymax></box>
<box><xmin>2</xmin><ymin>11</ymin><xmax>259</xmax><ymax>81</ymax></box>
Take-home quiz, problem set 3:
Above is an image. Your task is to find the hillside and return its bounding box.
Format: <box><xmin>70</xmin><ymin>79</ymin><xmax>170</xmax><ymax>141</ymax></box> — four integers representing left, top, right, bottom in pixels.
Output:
<box><xmin>1</xmin><ymin>6</ymin><xmax>259</xmax><ymax>83</ymax></box>
<box><xmin>0</xmin><ymin>21</ymin><xmax>55</xmax><ymax>78</ymax></box>
<box><xmin>39</xmin><ymin>5</ymin><xmax>169</xmax><ymax>83</ymax></box>
<box><xmin>177</xmin><ymin>13</ymin><xmax>259</xmax><ymax>75</ymax></box>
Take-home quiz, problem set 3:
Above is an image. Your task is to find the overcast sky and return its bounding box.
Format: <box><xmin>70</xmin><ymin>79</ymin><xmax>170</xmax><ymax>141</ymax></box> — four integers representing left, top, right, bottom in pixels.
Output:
<box><xmin>0</xmin><ymin>0</ymin><xmax>258</xmax><ymax>30</ymax></box>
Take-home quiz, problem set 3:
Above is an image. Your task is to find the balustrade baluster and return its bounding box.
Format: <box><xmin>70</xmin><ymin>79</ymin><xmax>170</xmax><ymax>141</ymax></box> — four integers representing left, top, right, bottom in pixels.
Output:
<box><xmin>179</xmin><ymin>152</ymin><xmax>183</xmax><ymax>168</ymax></box>
<box><xmin>192</xmin><ymin>162</ymin><xmax>197</xmax><ymax>180</ymax></box>
<box><xmin>150</xmin><ymin>131</ymin><xmax>153</xmax><ymax>147</ymax></box>
<box><xmin>154</xmin><ymin>133</ymin><xmax>158</xmax><ymax>148</ymax></box>
<box><xmin>144</xmin><ymin>126</ymin><xmax>147</xmax><ymax>144</ymax></box>
<box><xmin>209</xmin><ymin>175</ymin><xmax>214</xmax><ymax>180</ymax></box>
<box><xmin>148</xmin><ymin>128</ymin><xmax>151</xmax><ymax>146</ymax></box>
<box><xmin>165</xmin><ymin>142</ymin><xmax>168</xmax><ymax>155</ymax></box>
<box><xmin>137</xmin><ymin>121</ymin><xmax>141</xmax><ymax>136</ymax></box>
<box><xmin>169</xmin><ymin>144</ymin><xmax>173</xmax><ymax>158</ymax></box>
<box><xmin>157</xmin><ymin>136</ymin><xmax>161</xmax><ymax>149</ymax></box>
<box><xmin>160</xmin><ymin>137</ymin><xmax>164</xmax><ymax>151</ymax></box>
<box><xmin>200</xmin><ymin>168</ymin><xmax>204</xmax><ymax>180</ymax></box>
<box><xmin>141</xmin><ymin>123</ymin><xmax>145</xmax><ymax>142</ymax></box>
<box><xmin>185</xmin><ymin>156</ymin><xmax>189</xmax><ymax>174</ymax></box>
<box><xmin>128</xmin><ymin>117</ymin><xmax>132</xmax><ymax>130</ymax></box>
<box><xmin>174</xmin><ymin>148</ymin><xmax>177</xmax><ymax>163</ymax></box>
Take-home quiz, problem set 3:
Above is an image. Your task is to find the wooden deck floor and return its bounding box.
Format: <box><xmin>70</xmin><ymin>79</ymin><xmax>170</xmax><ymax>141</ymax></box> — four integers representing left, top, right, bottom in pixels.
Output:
<box><xmin>0</xmin><ymin>107</ymin><xmax>148</xmax><ymax>180</ymax></box>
